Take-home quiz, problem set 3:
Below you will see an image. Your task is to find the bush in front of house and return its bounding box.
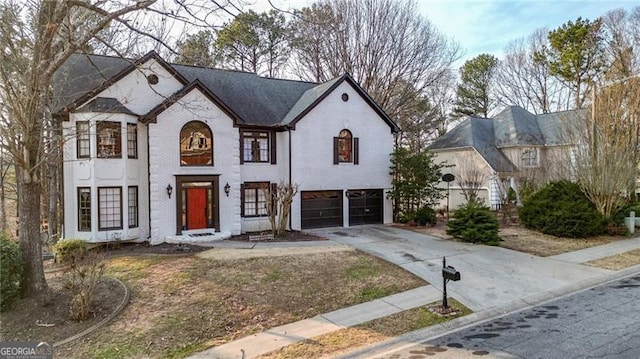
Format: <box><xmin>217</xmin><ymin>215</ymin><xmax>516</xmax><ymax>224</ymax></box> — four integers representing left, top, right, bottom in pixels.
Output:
<box><xmin>414</xmin><ymin>206</ymin><xmax>437</xmax><ymax>226</ymax></box>
<box><xmin>518</xmin><ymin>180</ymin><xmax>606</xmax><ymax>238</ymax></box>
<box><xmin>53</xmin><ymin>239</ymin><xmax>88</xmax><ymax>264</ymax></box>
<box><xmin>447</xmin><ymin>201</ymin><xmax>499</xmax><ymax>245</ymax></box>
<box><xmin>1</xmin><ymin>233</ymin><xmax>24</xmax><ymax>312</ymax></box>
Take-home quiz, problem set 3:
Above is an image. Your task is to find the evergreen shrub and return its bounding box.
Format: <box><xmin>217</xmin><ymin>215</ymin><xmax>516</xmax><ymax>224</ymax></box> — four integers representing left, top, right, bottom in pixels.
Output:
<box><xmin>447</xmin><ymin>201</ymin><xmax>499</xmax><ymax>245</ymax></box>
<box><xmin>518</xmin><ymin>180</ymin><xmax>606</xmax><ymax>238</ymax></box>
<box><xmin>1</xmin><ymin>233</ymin><xmax>24</xmax><ymax>312</ymax></box>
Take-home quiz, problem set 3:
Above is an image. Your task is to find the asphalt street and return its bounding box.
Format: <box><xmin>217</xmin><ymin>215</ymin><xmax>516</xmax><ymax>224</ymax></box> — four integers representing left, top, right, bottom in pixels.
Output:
<box><xmin>377</xmin><ymin>274</ymin><xmax>640</xmax><ymax>359</ymax></box>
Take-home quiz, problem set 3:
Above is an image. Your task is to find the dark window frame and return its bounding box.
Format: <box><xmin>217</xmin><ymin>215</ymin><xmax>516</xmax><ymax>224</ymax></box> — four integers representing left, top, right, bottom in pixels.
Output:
<box><xmin>180</xmin><ymin>121</ymin><xmax>213</xmax><ymax>166</ymax></box>
<box><xmin>98</xmin><ymin>186</ymin><xmax>123</xmax><ymax>231</ymax></box>
<box><xmin>127</xmin><ymin>123</ymin><xmax>138</xmax><ymax>159</ymax></box>
<box><xmin>96</xmin><ymin>121</ymin><xmax>122</xmax><ymax>158</ymax></box>
<box><xmin>76</xmin><ymin>121</ymin><xmax>90</xmax><ymax>159</ymax></box>
<box><xmin>333</xmin><ymin>129</ymin><xmax>359</xmax><ymax>165</ymax></box>
<box><xmin>241</xmin><ymin>182</ymin><xmax>271</xmax><ymax>218</ymax></box>
<box><xmin>77</xmin><ymin>187</ymin><xmax>91</xmax><ymax>231</ymax></box>
<box><xmin>128</xmin><ymin>186</ymin><xmax>138</xmax><ymax>228</ymax></box>
<box><xmin>240</xmin><ymin>130</ymin><xmax>276</xmax><ymax>164</ymax></box>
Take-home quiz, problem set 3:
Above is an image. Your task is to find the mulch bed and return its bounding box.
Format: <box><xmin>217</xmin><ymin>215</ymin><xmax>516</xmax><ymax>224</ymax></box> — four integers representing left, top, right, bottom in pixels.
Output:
<box><xmin>0</xmin><ymin>277</ymin><xmax>125</xmax><ymax>344</ymax></box>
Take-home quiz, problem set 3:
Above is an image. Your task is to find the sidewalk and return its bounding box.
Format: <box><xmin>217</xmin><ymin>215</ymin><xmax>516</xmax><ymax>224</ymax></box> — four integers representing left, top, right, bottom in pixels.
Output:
<box><xmin>188</xmin><ymin>226</ymin><xmax>640</xmax><ymax>359</ymax></box>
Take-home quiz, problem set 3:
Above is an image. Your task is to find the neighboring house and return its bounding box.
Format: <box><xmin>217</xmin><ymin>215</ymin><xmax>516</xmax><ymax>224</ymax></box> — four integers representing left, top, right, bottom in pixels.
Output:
<box><xmin>53</xmin><ymin>51</ymin><xmax>399</xmax><ymax>244</ymax></box>
<box><xmin>428</xmin><ymin>106</ymin><xmax>584</xmax><ymax>210</ymax></box>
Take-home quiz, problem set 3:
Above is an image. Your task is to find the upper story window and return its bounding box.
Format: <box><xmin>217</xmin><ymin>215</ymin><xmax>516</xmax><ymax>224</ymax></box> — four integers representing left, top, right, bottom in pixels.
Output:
<box><xmin>180</xmin><ymin>121</ymin><xmax>213</xmax><ymax>166</ymax></box>
<box><xmin>522</xmin><ymin>149</ymin><xmax>539</xmax><ymax>167</ymax></box>
<box><xmin>76</xmin><ymin>121</ymin><xmax>90</xmax><ymax>159</ymax></box>
<box><xmin>333</xmin><ymin>129</ymin><xmax>359</xmax><ymax>165</ymax></box>
<box><xmin>97</xmin><ymin>121</ymin><xmax>122</xmax><ymax>158</ymax></box>
<box><xmin>241</xmin><ymin>130</ymin><xmax>275</xmax><ymax>163</ymax></box>
<box><xmin>127</xmin><ymin>124</ymin><xmax>137</xmax><ymax>159</ymax></box>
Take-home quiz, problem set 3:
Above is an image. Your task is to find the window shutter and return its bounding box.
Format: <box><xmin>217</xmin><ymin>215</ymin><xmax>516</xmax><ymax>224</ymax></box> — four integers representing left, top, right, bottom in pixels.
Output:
<box><xmin>239</xmin><ymin>132</ymin><xmax>244</xmax><ymax>164</ymax></box>
<box><xmin>270</xmin><ymin>132</ymin><xmax>277</xmax><ymax>164</ymax></box>
<box><xmin>333</xmin><ymin>137</ymin><xmax>339</xmax><ymax>164</ymax></box>
<box><xmin>353</xmin><ymin>137</ymin><xmax>359</xmax><ymax>165</ymax></box>
<box><xmin>270</xmin><ymin>183</ymin><xmax>278</xmax><ymax>215</ymax></box>
<box><xmin>240</xmin><ymin>183</ymin><xmax>245</xmax><ymax>217</ymax></box>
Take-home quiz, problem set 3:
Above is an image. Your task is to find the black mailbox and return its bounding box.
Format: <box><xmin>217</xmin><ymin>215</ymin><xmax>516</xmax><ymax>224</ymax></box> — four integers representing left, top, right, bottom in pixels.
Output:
<box><xmin>442</xmin><ymin>266</ymin><xmax>460</xmax><ymax>281</ymax></box>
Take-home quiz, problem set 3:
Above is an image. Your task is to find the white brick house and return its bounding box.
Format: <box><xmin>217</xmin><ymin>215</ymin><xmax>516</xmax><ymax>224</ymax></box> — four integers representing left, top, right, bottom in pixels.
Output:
<box><xmin>53</xmin><ymin>51</ymin><xmax>399</xmax><ymax>244</ymax></box>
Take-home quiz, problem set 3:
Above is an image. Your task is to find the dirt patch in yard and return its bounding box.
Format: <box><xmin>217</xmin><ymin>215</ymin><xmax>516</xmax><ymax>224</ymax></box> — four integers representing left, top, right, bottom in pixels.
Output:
<box><xmin>402</xmin><ymin>221</ymin><xmax>623</xmax><ymax>257</ymax></box>
<box><xmin>0</xmin><ymin>277</ymin><xmax>125</xmax><ymax>345</ymax></box>
<box><xmin>585</xmin><ymin>249</ymin><xmax>640</xmax><ymax>270</ymax></box>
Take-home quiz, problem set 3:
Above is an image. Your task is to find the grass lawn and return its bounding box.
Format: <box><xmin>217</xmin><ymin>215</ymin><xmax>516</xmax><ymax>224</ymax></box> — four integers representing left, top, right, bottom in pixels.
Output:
<box><xmin>53</xmin><ymin>250</ymin><xmax>426</xmax><ymax>359</ymax></box>
<box><xmin>259</xmin><ymin>299</ymin><xmax>472</xmax><ymax>359</ymax></box>
<box><xmin>585</xmin><ymin>249</ymin><xmax>640</xmax><ymax>270</ymax></box>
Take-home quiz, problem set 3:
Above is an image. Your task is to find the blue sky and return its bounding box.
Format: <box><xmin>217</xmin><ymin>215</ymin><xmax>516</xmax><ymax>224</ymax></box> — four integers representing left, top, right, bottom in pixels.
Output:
<box><xmin>251</xmin><ymin>0</ymin><xmax>638</xmax><ymax>64</ymax></box>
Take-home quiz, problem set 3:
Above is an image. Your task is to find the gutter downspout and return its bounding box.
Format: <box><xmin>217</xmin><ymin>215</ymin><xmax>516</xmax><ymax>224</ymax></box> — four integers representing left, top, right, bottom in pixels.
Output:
<box><xmin>288</xmin><ymin>127</ymin><xmax>293</xmax><ymax>230</ymax></box>
<box><xmin>146</xmin><ymin>123</ymin><xmax>152</xmax><ymax>240</ymax></box>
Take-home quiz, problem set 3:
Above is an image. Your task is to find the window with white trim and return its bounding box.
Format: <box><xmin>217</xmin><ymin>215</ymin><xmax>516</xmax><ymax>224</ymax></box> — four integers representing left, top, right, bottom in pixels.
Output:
<box><xmin>522</xmin><ymin>149</ymin><xmax>539</xmax><ymax>167</ymax></box>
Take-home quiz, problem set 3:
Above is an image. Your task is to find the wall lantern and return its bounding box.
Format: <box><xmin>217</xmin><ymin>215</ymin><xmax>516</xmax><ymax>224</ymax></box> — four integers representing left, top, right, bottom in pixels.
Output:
<box><xmin>224</xmin><ymin>183</ymin><xmax>231</xmax><ymax>197</ymax></box>
<box><xmin>166</xmin><ymin>184</ymin><xmax>173</xmax><ymax>198</ymax></box>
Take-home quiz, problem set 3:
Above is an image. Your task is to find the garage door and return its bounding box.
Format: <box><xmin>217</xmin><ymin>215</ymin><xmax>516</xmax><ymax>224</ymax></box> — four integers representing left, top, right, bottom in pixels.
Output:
<box><xmin>301</xmin><ymin>190</ymin><xmax>343</xmax><ymax>229</ymax></box>
<box><xmin>348</xmin><ymin>189</ymin><xmax>383</xmax><ymax>225</ymax></box>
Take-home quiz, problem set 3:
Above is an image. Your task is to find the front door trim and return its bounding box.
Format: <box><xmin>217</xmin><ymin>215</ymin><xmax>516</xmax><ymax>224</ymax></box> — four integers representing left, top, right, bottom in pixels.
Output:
<box><xmin>174</xmin><ymin>175</ymin><xmax>220</xmax><ymax>235</ymax></box>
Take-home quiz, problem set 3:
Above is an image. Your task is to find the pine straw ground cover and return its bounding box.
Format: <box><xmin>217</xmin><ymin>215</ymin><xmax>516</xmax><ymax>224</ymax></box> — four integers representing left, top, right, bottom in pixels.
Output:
<box><xmin>51</xmin><ymin>250</ymin><xmax>425</xmax><ymax>359</ymax></box>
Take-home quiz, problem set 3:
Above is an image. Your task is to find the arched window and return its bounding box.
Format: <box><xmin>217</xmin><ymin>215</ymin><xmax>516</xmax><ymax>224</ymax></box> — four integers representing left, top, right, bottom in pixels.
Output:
<box><xmin>338</xmin><ymin>129</ymin><xmax>352</xmax><ymax>162</ymax></box>
<box><xmin>180</xmin><ymin>121</ymin><xmax>213</xmax><ymax>166</ymax></box>
<box><xmin>333</xmin><ymin>129</ymin><xmax>359</xmax><ymax>165</ymax></box>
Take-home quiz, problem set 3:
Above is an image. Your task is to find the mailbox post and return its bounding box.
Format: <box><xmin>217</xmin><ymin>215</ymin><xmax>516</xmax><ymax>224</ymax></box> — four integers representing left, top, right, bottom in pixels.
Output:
<box><xmin>442</xmin><ymin>257</ymin><xmax>460</xmax><ymax>308</ymax></box>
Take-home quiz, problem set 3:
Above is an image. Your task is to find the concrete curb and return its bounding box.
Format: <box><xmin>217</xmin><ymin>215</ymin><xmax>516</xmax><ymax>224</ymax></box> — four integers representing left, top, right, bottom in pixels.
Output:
<box><xmin>53</xmin><ymin>277</ymin><xmax>130</xmax><ymax>348</ymax></box>
<box><xmin>337</xmin><ymin>264</ymin><xmax>640</xmax><ymax>359</ymax></box>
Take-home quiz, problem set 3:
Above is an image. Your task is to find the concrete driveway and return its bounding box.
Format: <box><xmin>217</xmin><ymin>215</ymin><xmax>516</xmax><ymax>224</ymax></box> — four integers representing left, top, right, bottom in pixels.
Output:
<box><xmin>310</xmin><ymin>225</ymin><xmax>611</xmax><ymax>312</ymax></box>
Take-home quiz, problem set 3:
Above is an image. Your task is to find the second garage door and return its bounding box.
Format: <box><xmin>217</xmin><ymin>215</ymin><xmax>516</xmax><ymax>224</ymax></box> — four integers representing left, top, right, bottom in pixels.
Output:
<box><xmin>301</xmin><ymin>190</ymin><xmax>343</xmax><ymax>229</ymax></box>
<box><xmin>348</xmin><ymin>189</ymin><xmax>383</xmax><ymax>225</ymax></box>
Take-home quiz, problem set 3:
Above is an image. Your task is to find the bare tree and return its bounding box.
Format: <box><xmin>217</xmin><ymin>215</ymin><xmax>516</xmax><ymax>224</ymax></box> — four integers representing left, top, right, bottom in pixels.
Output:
<box><xmin>562</xmin><ymin>77</ymin><xmax>640</xmax><ymax>218</ymax></box>
<box><xmin>261</xmin><ymin>182</ymin><xmax>299</xmax><ymax>237</ymax></box>
<box><xmin>496</xmin><ymin>29</ymin><xmax>572</xmax><ymax>114</ymax></box>
<box><xmin>453</xmin><ymin>158</ymin><xmax>488</xmax><ymax>204</ymax></box>
<box><xmin>289</xmin><ymin>0</ymin><xmax>461</xmax><ymax>129</ymax></box>
<box><xmin>601</xmin><ymin>7</ymin><xmax>640</xmax><ymax>79</ymax></box>
<box><xmin>0</xmin><ymin>0</ymin><xmax>241</xmax><ymax>297</ymax></box>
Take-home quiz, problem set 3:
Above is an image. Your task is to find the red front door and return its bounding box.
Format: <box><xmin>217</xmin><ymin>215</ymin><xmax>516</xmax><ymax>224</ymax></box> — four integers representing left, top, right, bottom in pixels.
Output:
<box><xmin>186</xmin><ymin>188</ymin><xmax>207</xmax><ymax>229</ymax></box>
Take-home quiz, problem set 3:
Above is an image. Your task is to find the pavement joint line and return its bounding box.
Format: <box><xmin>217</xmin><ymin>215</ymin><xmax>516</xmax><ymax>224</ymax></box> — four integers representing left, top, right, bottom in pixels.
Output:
<box><xmin>337</xmin><ymin>264</ymin><xmax>640</xmax><ymax>359</ymax></box>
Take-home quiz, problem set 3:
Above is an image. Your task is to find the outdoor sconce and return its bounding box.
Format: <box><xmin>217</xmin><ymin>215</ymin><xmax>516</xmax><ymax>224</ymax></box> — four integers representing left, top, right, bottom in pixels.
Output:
<box><xmin>166</xmin><ymin>184</ymin><xmax>173</xmax><ymax>198</ymax></box>
<box><xmin>224</xmin><ymin>182</ymin><xmax>231</xmax><ymax>197</ymax></box>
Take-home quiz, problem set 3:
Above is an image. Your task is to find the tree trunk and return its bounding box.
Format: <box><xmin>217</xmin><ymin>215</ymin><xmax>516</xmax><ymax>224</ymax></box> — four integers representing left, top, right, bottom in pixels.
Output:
<box><xmin>19</xmin><ymin>180</ymin><xmax>47</xmax><ymax>295</ymax></box>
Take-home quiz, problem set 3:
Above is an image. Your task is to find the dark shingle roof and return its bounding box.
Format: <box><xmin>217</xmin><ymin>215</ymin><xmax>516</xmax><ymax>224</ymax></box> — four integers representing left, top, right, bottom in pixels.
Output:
<box><xmin>77</xmin><ymin>97</ymin><xmax>135</xmax><ymax>115</ymax></box>
<box><xmin>428</xmin><ymin>106</ymin><xmax>586</xmax><ymax>172</ymax></box>
<box><xmin>54</xmin><ymin>53</ymin><xmax>398</xmax><ymax>131</ymax></box>
<box><xmin>428</xmin><ymin>117</ymin><xmax>517</xmax><ymax>173</ymax></box>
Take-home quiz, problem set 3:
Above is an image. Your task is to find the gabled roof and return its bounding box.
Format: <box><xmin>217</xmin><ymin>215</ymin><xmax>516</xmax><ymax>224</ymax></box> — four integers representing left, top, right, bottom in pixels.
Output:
<box><xmin>53</xmin><ymin>53</ymin><xmax>399</xmax><ymax>132</ymax></box>
<box><xmin>428</xmin><ymin>117</ymin><xmax>517</xmax><ymax>173</ymax></box>
<box><xmin>77</xmin><ymin>97</ymin><xmax>135</xmax><ymax>115</ymax></box>
<box><xmin>140</xmin><ymin>80</ymin><xmax>242</xmax><ymax>124</ymax></box>
<box><xmin>282</xmin><ymin>74</ymin><xmax>400</xmax><ymax>133</ymax></box>
<box><xmin>52</xmin><ymin>51</ymin><xmax>187</xmax><ymax>114</ymax></box>
<box><xmin>428</xmin><ymin>106</ymin><xmax>586</xmax><ymax>173</ymax></box>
